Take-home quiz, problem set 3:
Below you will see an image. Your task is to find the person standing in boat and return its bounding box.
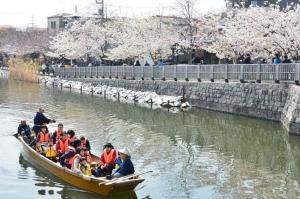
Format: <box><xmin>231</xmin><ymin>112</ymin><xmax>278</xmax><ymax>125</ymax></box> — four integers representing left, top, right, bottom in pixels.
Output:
<box><xmin>60</xmin><ymin>139</ymin><xmax>81</xmax><ymax>169</ymax></box>
<box><xmin>99</xmin><ymin>143</ymin><xmax>117</xmax><ymax>175</ymax></box>
<box><xmin>32</xmin><ymin>107</ymin><xmax>56</xmax><ymax>136</ymax></box>
<box><xmin>56</xmin><ymin>132</ymin><xmax>70</xmax><ymax>158</ymax></box>
<box><xmin>110</xmin><ymin>148</ymin><xmax>134</xmax><ymax>178</ymax></box>
<box><xmin>52</xmin><ymin>123</ymin><xmax>64</xmax><ymax>144</ymax></box>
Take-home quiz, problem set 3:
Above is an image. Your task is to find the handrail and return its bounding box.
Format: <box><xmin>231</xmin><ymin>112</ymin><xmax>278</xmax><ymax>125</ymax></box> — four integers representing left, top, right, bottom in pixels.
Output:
<box><xmin>51</xmin><ymin>64</ymin><xmax>300</xmax><ymax>83</ymax></box>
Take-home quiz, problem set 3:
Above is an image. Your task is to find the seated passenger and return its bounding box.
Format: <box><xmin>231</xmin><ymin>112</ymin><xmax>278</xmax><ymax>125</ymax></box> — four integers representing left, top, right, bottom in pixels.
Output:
<box><xmin>36</xmin><ymin>125</ymin><xmax>50</xmax><ymax>153</ymax></box>
<box><xmin>79</xmin><ymin>157</ymin><xmax>91</xmax><ymax>176</ymax></box>
<box><xmin>91</xmin><ymin>162</ymin><xmax>101</xmax><ymax>177</ymax></box>
<box><xmin>60</xmin><ymin>139</ymin><xmax>81</xmax><ymax>169</ymax></box>
<box><xmin>71</xmin><ymin>148</ymin><xmax>85</xmax><ymax>174</ymax></box>
<box><xmin>17</xmin><ymin>120</ymin><xmax>31</xmax><ymax>139</ymax></box>
<box><xmin>110</xmin><ymin>148</ymin><xmax>134</xmax><ymax>178</ymax></box>
<box><xmin>99</xmin><ymin>143</ymin><xmax>117</xmax><ymax>176</ymax></box>
<box><xmin>56</xmin><ymin>132</ymin><xmax>69</xmax><ymax>158</ymax></box>
<box><xmin>67</xmin><ymin>130</ymin><xmax>77</xmax><ymax>142</ymax></box>
<box><xmin>84</xmin><ymin>148</ymin><xmax>92</xmax><ymax>163</ymax></box>
<box><xmin>52</xmin><ymin>123</ymin><xmax>64</xmax><ymax>144</ymax></box>
<box><xmin>80</xmin><ymin>136</ymin><xmax>91</xmax><ymax>152</ymax></box>
<box><xmin>45</xmin><ymin>139</ymin><xmax>57</xmax><ymax>162</ymax></box>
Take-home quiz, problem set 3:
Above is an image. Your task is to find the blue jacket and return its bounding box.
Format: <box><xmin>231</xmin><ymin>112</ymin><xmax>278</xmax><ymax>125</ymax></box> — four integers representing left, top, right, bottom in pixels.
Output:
<box><xmin>116</xmin><ymin>157</ymin><xmax>134</xmax><ymax>176</ymax></box>
<box><xmin>60</xmin><ymin>149</ymin><xmax>75</xmax><ymax>167</ymax></box>
<box><xmin>32</xmin><ymin>112</ymin><xmax>51</xmax><ymax>134</ymax></box>
<box><xmin>18</xmin><ymin>124</ymin><xmax>31</xmax><ymax>138</ymax></box>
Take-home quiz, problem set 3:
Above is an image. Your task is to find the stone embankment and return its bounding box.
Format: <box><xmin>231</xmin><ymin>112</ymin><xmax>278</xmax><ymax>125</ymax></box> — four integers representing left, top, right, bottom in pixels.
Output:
<box><xmin>44</xmin><ymin>76</ymin><xmax>300</xmax><ymax>135</ymax></box>
<box><xmin>41</xmin><ymin>77</ymin><xmax>191</xmax><ymax>112</ymax></box>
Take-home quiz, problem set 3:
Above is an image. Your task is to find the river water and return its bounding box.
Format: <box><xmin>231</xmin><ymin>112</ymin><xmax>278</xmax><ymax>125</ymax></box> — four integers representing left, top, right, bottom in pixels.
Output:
<box><xmin>1</xmin><ymin>79</ymin><xmax>300</xmax><ymax>199</ymax></box>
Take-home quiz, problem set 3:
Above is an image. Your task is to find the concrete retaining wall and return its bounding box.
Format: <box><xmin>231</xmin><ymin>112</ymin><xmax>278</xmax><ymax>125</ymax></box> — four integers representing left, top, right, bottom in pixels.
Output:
<box><xmin>65</xmin><ymin>78</ymin><xmax>300</xmax><ymax>135</ymax></box>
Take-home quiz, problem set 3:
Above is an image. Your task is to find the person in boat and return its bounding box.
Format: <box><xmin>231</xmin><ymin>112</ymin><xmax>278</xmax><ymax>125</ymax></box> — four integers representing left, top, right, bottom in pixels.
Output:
<box><xmin>67</xmin><ymin>130</ymin><xmax>77</xmax><ymax>142</ymax></box>
<box><xmin>71</xmin><ymin>147</ymin><xmax>85</xmax><ymax>174</ymax></box>
<box><xmin>99</xmin><ymin>143</ymin><xmax>117</xmax><ymax>176</ymax></box>
<box><xmin>110</xmin><ymin>148</ymin><xmax>134</xmax><ymax>178</ymax></box>
<box><xmin>80</xmin><ymin>136</ymin><xmax>91</xmax><ymax>152</ymax></box>
<box><xmin>52</xmin><ymin>123</ymin><xmax>64</xmax><ymax>144</ymax></box>
<box><xmin>36</xmin><ymin>125</ymin><xmax>50</xmax><ymax>153</ymax></box>
<box><xmin>32</xmin><ymin>107</ymin><xmax>56</xmax><ymax>136</ymax></box>
<box><xmin>55</xmin><ymin>132</ymin><xmax>69</xmax><ymax>158</ymax></box>
<box><xmin>90</xmin><ymin>161</ymin><xmax>101</xmax><ymax>177</ymax></box>
<box><xmin>45</xmin><ymin>139</ymin><xmax>57</xmax><ymax>162</ymax></box>
<box><xmin>17</xmin><ymin>120</ymin><xmax>31</xmax><ymax>139</ymax></box>
<box><xmin>84</xmin><ymin>148</ymin><xmax>92</xmax><ymax>163</ymax></box>
<box><xmin>60</xmin><ymin>139</ymin><xmax>81</xmax><ymax>169</ymax></box>
<box><xmin>79</xmin><ymin>157</ymin><xmax>92</xmax><ymax>176</ymax></box>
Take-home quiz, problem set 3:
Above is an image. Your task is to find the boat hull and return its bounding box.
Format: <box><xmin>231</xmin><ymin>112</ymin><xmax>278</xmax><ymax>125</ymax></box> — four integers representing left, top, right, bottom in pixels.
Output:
<box><xmin>19</xmin><ymin>137</ymin><xmax>143</xmax><ymax>196</ymax></box>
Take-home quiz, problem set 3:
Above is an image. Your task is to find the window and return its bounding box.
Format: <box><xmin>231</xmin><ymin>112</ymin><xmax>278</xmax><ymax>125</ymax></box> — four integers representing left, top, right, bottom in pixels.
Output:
<box><xmin>50</xmin><ymin>21</ymin><xmax>56</xmax><ymax>29</ymax></box>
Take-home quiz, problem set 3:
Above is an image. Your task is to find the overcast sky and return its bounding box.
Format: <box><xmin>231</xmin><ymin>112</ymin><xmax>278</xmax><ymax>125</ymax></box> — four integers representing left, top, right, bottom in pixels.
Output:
<box><xmin>0</xmin><ymin>0</ymin><xmax>226</xmax><ymax>28</ymax></box>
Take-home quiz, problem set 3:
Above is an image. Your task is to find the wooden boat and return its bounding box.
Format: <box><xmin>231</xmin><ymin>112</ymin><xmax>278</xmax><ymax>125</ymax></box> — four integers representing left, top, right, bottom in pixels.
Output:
<box><xmin>17</xmin><ymin>136</ymin><xmax>145</xmax><ymax>196</ymax></box>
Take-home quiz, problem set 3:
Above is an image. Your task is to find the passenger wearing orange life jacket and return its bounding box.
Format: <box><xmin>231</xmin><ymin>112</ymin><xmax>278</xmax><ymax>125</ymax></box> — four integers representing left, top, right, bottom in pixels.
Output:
<box><xmin>56</xmin><ymin>132</ymin><xmax>70</xmax><ymax>158</ymax></box>
<box><xmin>67</xmin><ymin>130</ymin><xmax>77</xmax><ymax>142</ymax></box>
<box><xmin>99</xmin><ymin>143</ymin><xmax>117</xmax><ymax>175</ymax></box>
<box><xmin>37</xmin><ymin>125</ymin><xmax>50</xmax><ymax>145</ymax></box>
<box><xmin>80</xmin><ymin>136</ymin><xmax>91</xmax><ymax>152</ymax></box>
<box><xmin>60</xmin><ymin>139</ymin><xmax>81</xmax><ymax>169</ymax></box>
<box><xmin>71</xmin><ymin>148</ymin><xmax>85</xmax><ymax>174</ymax></box>
<box><xmin>52</xmin><ymin>123</ymin><xmax>64</xmax><ymax>144</ymax></box>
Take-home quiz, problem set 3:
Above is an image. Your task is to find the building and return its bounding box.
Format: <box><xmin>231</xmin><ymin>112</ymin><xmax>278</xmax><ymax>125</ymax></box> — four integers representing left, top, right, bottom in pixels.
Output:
<box><xmin>47</xmin><ymin>13</ymin><xmax>71</xmax><ymax>35</ymax></box>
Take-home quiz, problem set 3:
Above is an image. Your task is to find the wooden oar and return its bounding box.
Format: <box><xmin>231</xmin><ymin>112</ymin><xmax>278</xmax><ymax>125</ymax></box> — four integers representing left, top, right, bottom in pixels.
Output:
<box><xmin>99</xmin><ymin>170</ymin><xmax>153</xmax><ymax>186</ymax></box>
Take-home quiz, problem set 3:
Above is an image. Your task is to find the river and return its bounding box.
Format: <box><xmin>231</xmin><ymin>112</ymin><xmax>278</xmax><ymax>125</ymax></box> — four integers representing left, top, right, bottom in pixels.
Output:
<box><xmin>1</xmin><ymin>79</ymin><xmax>300</xmax><ymax>199</ymax></box>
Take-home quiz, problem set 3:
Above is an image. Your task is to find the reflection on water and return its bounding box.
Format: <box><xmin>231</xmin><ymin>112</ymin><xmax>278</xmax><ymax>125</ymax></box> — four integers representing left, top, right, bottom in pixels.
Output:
<box><xmin>1</xmin><ymin>80</ymin><xmax>300</xmax><ymax>198</ymax></box>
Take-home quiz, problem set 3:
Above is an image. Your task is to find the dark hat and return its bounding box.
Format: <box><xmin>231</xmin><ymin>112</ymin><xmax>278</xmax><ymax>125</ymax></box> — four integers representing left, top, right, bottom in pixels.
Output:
<box><xmin>80</xmin><ymin>136</ymin><xmax>85</xmax><ymax>140</ymax></box>
<box><xmin>58</xmin><ymin>123</ymin><xmax>63</xmax><ymax>127</ymax></box>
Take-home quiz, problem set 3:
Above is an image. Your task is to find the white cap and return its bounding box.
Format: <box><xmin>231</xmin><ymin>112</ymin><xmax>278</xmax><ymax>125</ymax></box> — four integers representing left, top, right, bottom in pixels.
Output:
<box><xmin>119</xmin><ymin>148</ymin><xmax>130</xmax><ymax>157</ymax></box>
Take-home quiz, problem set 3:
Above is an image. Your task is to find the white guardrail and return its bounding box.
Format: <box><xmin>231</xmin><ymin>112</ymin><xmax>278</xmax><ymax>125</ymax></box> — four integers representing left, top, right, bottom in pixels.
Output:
<box><xmin>53</xmin><ymin>64</ymin><xmax>300</xmax><ymax>83</ymax></box>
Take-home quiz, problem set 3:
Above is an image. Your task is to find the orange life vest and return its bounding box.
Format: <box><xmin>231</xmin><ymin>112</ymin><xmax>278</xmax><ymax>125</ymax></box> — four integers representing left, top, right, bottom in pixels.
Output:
<box><xmin>70</xmin><ymin>154</ymin><xmax>82</xmax><ymax>169</ymax></box>
<box><xmin>102</xmin><ymin>149</ymin><xmax>116</xmax><ymax>164</ymax></box>
<box><xmin>39</xmin><ymin>132</ymin><xmax>49</xmax><ymax>143</ymax></box>
<box><xmin>80</xmin><ymin>139</ymin><xmax>88</xmax><ymax>150</ymax></box>
<box><xmin>55</xmin><ymin>129</ymin><xmax>63</xmax><ymax>141</ymax></box>
<box><xmin>57</xmin><ymin>138</ymin><xmax>69</xmax><ymax>153</ymax></box>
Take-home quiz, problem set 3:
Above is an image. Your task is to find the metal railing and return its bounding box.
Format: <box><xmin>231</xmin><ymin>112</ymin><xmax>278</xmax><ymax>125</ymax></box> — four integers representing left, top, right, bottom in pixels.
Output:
<box><xmin>53</xmin><ymin>64</ymin><xmax>300</xmax><ymax>83</ymax></box>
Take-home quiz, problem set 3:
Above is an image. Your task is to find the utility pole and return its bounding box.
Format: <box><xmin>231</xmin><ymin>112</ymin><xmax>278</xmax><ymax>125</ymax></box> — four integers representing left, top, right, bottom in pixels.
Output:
<box><xmin>96</xmin><ymin>0</ymin><xmax>104</xmax><ymax>21</ymax></box>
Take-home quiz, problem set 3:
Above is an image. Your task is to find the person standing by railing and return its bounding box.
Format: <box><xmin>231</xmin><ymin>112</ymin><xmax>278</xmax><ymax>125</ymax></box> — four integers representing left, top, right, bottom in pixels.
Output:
<box><xmin>273</xmin><ymin>53</ymin><xmax>282</xmax><ymax>64</ymax></box>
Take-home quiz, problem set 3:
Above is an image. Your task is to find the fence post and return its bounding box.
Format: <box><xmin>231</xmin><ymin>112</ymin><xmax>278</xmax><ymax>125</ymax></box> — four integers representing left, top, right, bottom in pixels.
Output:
<box><xmin>257</xmin><ymin>64</ymin><xmax>261</xmax><ymax>83</ymax></box>
<box><xmin>96</xmin><ymin>66</ymin><xmax>98</xmax><ymax>78</ymax></box>
<box><xmin>197</xmin><ymin>65</ymin><xmax>201</xmax><ymax>82</ymax></box>
<box><xmin>63</xmin><ymin>67</ymin><xmax>66</xmax><ymax>77</ymax></box>
<box><xmin>296</xmin><ymin>64</ymin><xmax>300</xmax><ymax>85</ymax></box>
<box><xmin>152</xmin><ymin>66</ymin><xmax>154</xmax><ymax>80</ymax></box>
<box><xmin>225</xmin><ymin>64</ymin><xmax>228</xmax><ymax>83</ymax></box>
<box><xmin>102</xmin><ymin>66</ymin><xmax>104</xmax><ymax>78</ymax></box>
<box><xmin>109</xmin><ymin>66</ymin><xmax>112</xmax><ymax>79</ymax></box>
<box><xmin>131</xmin><ymin>66</ymin><xmax>135</xmax><ymax>80</ymax></box>
<box><xmin>185</xmin><ymin>65</ymin><xmax>189</xmax><ymax>81</ymax></box>
<box><xmin>133</xmin><ymin>66</ymin><xmax>135</xmax><ymax>80</ymax></box>
<box><xmin>141</xmin><ymin>66</ymin><xmax>144</xmax><ymax>80</ymax></box>
<box><xmin>162</xmin><ymin>66</ymin><xmax>165</xmax><ymax>81</ymax></box>
<box><xmin>210</xmin><ymin>65</ymin><xmax>214</xmax><ymax>82</ymax></box>
<box><xmin>275</xmin><ymin>64</ymin><xmax>280</xmax><ymax>83</ymax></box>
<box><xmin>240</xmin><ymin>65</ymin><xmax>244</xmax><ymax>83</ymax></box>
<box><xmin>174</xmin><ymin>65</ymin><xmax>177</xmax><ymax>81</ymax></box>
<box><xmin>90</xmin><ymin>67</ymin><xmax>92</xmax><ymax>78</ymax></box>
<box><xmin>122</xmin><ymin>65</ymin><xmax>125</xmax><ymax>79</ymax></box>
<box><xmin>116</xmin><ymin>66</ymin><xmax>118</xmax><ymax>78</ymax></box>
<box><xmin>73</xmin><ymin>67</ymin><xmax>76</xmax><ymax>77</ymax></box>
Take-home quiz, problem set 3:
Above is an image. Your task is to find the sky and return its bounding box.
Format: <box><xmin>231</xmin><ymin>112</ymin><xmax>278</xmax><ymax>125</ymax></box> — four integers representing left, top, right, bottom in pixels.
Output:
<box><xmin>0</xmin><ymin>0</ymin><xmax>226</xmax><ymax>28</ymax></box>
